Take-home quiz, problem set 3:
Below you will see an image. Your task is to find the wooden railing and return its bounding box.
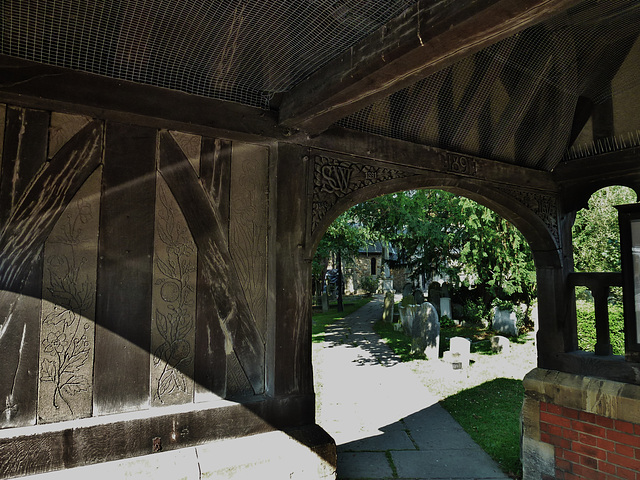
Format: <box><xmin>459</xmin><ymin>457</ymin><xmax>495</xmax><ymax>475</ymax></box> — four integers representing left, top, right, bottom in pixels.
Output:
<box><xmin>568</xmin><ymin>272</ymin><xmax>623</xmax><ymax>356</ymax></box>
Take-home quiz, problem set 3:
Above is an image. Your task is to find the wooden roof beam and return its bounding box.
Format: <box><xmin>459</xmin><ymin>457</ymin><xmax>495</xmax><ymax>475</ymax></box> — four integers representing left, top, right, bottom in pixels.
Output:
<box><xmin>279</xmin><ymin>0</ymin><xmax>583</xmax><ymax>136</ymax></box>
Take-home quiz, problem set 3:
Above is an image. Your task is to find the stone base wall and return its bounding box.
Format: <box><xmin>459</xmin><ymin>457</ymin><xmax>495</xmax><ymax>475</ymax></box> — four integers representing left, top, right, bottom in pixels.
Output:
<box><xmin>522</xmin><ymin>368</ymin><xmax>640</xmax><ymax>480</ymax></box>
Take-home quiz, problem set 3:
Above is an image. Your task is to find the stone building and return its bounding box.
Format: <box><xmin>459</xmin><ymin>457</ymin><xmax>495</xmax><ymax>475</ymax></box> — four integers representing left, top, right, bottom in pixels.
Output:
<box><xmin>1</xmin><ymin>2</ymin><xmax>640</xmax><ymax>479</ymax></box>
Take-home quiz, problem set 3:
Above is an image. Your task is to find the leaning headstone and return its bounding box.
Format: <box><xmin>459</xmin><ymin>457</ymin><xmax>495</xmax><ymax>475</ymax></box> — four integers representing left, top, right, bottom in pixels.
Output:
<box><xmin>383</xmin><ymin>291</ymin><xmax>395</xmax><ymax>322</ymax></box>
<box><xmin>448</xmin><ymin>337</ymin><xmax>471</xmax><ymax>369</ymax></box>
<box><xmin>410</xmin><ymin>302</ymin><xmax>440</xmax><ymax>360</ymax></box>
<box><xmin>493</xmin><ymin>307</ymin><xmax>518</xmax><ymax>337</ymax></box>
<box><xmin>321</xmin><ymin>292</ymin><xmax>329</xmax><ymax>313</ymax></box>
<box><xmin>491</xmin><ymin>335</ymin><xmax>511</xmax><ymax>353</ymax></box>
<box><xmin>440</xmin><ymin>297</ymin><xmax>452</xmax><ymax>319</ymax></box>
<box><xmin>413</xmin><ymin>289</ymin><xmax>425</xmax><ymax>305</ymax></box>
<box><xmin>402</xmin><ymin>283</ymin><xmax>413</xmax><ymax>297</ymax></box>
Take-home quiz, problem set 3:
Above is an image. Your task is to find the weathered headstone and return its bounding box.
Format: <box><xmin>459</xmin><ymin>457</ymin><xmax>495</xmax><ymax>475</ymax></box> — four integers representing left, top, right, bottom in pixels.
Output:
<box><xmin>399</xmin><ymin>303</ymin><xmax>418</xmax><ymax>334</ymax></box>
<box><xmin>413</xmin><ymin>289</ymin><xmax>425</xmax><ymax>305</ymax></box>
<box><xmin>410</xmin><ymin>302</ymin><xmax>440</xmax><ymax>360</ymax></box>
<box><xmin>321</xmin><ymin>292</ymin><xmax>329</xmax><ymax>313</ymax></box>
<box><xmin>402</xmin><ymin>283</ymin><xmax>413</xmax><ymax>297</ymax></box>
<box><xmin>493</xmin><ymin>307</ymin><xmax>518</xmax><ymax>337</ymax></box>
<box><xmin>383</xmin><ymin>291</ymin><xmax>395</xmax><ymax>322</ymax></box>
<box><xmin>491</xmin><ymin>335</ymin><xmax>510</xmax><ymax>353</ymax></box>
<box><xmin>440</xmin><ymin>297</ymin><xmax>452</xmax><ymax>319</ymax></box>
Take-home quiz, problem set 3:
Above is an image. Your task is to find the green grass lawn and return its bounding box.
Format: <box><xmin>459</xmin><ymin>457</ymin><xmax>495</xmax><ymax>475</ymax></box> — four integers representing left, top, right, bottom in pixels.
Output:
<box><xmin>374</xmin><ymin>317</ymin><xmax>529</xmax><ymax>479</ymax></box>
<box><xmin>311</xmin><ymin>295</ymin><xmax>373</xmax><ymax>342</ymax></box>
<box><xmin>440</xmin><ymin>378</ymin><xmax>524</xmax><ymax>478</ymax></box>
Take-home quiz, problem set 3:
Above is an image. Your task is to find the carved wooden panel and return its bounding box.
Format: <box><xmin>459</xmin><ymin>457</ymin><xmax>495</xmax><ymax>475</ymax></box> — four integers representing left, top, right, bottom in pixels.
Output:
<box><xmin>158</xmin><ymin>131</ymin><xmax>265</xmax><ymax>397</ymax></box>
<box><xmin>311</xmin><ymin>153</ymin><xmax>413</xmax><ymax>232</ymax></box>
<box><xmin>170</xmin><ymin>130</ymin><xmax>201</xmax><ymax>176</ymax></box>
<box><xmin>48</xmin><ymin>113</ymin><xmax>92</xmax><ymax>159</ymax></box>
<box><xmin>201</xmin><ymin>138</ymin><xmax>232</xmax><ymax>241</ymax></box>
<box><xmin>150</xmin><ymin>177</ymin><xmax>197</xmax><ymax>407</ymax></box>
<box><xmin>37</xmin><ymin>167</ymin><xmax>101</xmax><ymax>423</ymax></box>
<box><xmin>503</xmin><ymin>187</ymin><xmax>560</xmax><ymax>247</ymax></box>
<box><xmin>230</xmin><ymin>142</ymin><xmax>269</xmax><ymax>339</ymax></box>
<box><xmin>0</xmin><ymin>114</ymin><xmax>102</xmax><ymax>429</ymax></box>
<box><xmin>0</xmin><ymin>104</ymin><xmax>5</xmax><ymax>166</ymax></box>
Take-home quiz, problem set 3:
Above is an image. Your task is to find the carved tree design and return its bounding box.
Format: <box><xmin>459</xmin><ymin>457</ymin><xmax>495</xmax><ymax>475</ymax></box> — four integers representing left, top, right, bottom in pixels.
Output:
<box><xmin>38</xmin><ymin>165</ymin><xmax>101</xmax><ymax>421</ymax></box>
<box><xmin>151</xmin><ymin>180</ymin><xmax>197</xmax><ymax>405</ymax></box>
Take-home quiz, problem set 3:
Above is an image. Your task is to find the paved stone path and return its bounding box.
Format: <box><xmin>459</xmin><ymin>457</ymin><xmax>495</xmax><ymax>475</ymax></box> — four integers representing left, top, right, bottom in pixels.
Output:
<box><xmin>312</xmin><ymin>296</ymin><xmax>510</xmax><ymax>480</ymax></box>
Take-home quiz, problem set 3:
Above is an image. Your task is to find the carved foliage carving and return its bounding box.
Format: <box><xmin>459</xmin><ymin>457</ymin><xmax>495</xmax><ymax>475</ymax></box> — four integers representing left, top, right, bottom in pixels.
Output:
<box><xmin>504</xmin><ymin>187</ymin><xmax>560</xmax><ymax>246</ymax></box>
<box><xmin>37</xmin><ymin>167</ymin><xmax>101</xmax><ymax>423</ymax></box>
<box><xmin>312</xmin><ymin>154</ymin><xmax>412</xmax><ymax>231</ymax></box>
<box><xmin>151</xmin><ymin>177</ymin><xmax>197</xmax><ymax>406</ymax></box>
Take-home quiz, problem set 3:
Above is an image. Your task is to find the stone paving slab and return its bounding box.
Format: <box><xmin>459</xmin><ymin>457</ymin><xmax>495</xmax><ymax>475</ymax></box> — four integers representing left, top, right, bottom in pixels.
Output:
<box><xmin>337</xmin><ymin>451</ymin><xmax>394</xmax><ymax>479</ymax></box>
<box><xmin>392</xmin><ymin>449</ymin><xmax>507</xmax><ymax>479</ymax></box>
<box><xmin>338</xmin><ymin>429</ymin><xmax>416</xmax><ymax>452</ymax></box>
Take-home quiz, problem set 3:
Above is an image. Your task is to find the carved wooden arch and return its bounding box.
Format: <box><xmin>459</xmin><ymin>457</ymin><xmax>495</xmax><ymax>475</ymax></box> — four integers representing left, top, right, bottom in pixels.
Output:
<box><xmin>307</xmin><ymin>154</ymin><xmax>562</xmax><ymax>270</ymax></box>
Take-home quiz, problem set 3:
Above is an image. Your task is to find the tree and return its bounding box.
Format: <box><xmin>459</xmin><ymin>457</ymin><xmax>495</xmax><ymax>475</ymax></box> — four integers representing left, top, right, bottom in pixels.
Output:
<box><xmin>572</xmin><ymin>186</ymin><xmax>637</xmax><ymax>273</ymax></box>
<box><xmin>312</xmin><ymin>210</ymin><xmax>369</xmax><ymax>310</ymax></box>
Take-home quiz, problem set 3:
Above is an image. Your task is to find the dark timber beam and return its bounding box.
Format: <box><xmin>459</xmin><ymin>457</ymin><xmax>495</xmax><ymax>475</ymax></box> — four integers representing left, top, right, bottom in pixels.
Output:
<box><xmin>279</xmin><ymin>0</ymin><xmax>583</xmax><ymax>135</ymax></box>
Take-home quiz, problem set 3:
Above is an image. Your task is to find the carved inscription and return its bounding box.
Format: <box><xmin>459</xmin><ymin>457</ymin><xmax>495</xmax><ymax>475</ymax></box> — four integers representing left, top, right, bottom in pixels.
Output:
<box><xmin>150</xmin><ymin>177</ymin><xmax>197</xmax><ymax>406</ymax></box>
<box><xmin>312</xmin><ymin>155</ymin><xmax>412</xmax><ymax>231</ymax></box>
<box><xmin>37</xmin><ymin>167</ymin><xmax>101</xmax><ymax>423</ymax></box>
<box><xmin>442</xmin><ymin>153</ymin><xmax>478</xmax><ymax>176</ymax></box>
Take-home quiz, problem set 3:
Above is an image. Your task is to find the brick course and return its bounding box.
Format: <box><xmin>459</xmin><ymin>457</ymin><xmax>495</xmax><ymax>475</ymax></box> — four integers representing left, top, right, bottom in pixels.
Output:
<box><xmin>539</xmin><ymin>402</ymin><xmax>640</xmax><ymax>480</ymax></box>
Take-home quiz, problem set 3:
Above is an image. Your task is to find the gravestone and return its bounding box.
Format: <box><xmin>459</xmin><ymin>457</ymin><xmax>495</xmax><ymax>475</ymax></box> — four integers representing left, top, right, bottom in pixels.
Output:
<box><xmin>427</xmin><ymin>282</ymin><xmax>442</xmax><ymax>315</ymax></box>
<box><xmin>383</xmin><ymin>291</ymin><xmax>395</xmax><ymax>323</ymax></box>
<box><xmin>449</xmin><ymin>337</ymin><xmax>471</xmax><ymax>369</ymax></box>
<box><xmin>493</xmin><ymin>307</ymin><xmax>518</xmax><ymax>337</ymax></box>
<box><xmin>321</xmin><ymin>292</ymin><xmax>329</xmax><ymax>313</ymax></box>
<box><xmin>440</xmin><ymin>297</ymin><xmax>452</xmax><ymax>319</ymax></box>
<box><xmin>402</xmin><ymin>283</ymin><xmax>413</xmax><ymax>297</ymax></box>
<box><xmin>410</xmin><ymin>302</ymin><xmax>440</xmax><ymax>360</ymax></box>
<box><xmin>491</xmin><ymin>335</ymin><xmax>510</xmax><ymax>353</ymax></box>
<box><xmin>398</xmin><ymin>303</ymin><xmax>418</xmax><ymax>334</ymax></box>
<box><xmin>413</xmin><ymin>289</ymin><xmax>425</xmax><ymax>305</ymax></box>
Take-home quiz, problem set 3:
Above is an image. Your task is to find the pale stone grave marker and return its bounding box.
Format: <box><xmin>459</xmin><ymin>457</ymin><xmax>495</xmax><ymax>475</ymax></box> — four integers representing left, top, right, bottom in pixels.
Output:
<box><xmin>440</xmin><ymin>297</ymin><xmax>452</xmax><ymax>319</ymax></box>
<box><xmin>493</xmin><ymin>307</ymin><xmax>518</xmax><ymax>337</ymax></box>
<box><xmin>383</xmin><ymin>291</ymin><xmax>395</xmax><ymax>322</ymax></box>
<box><xmin>413</xmin><ymin>289</ymin><xmax>425</xmax><ymax>305</ymax></box>
<box><xmin>491</xmin><ymin>335</ymin><xmax>510</xmax><ymax>353</ymax></box>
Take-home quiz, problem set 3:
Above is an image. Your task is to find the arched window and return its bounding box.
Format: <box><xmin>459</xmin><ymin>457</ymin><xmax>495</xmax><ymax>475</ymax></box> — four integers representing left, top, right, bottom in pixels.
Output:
<box><xmin>371</xmin><ymin>257</ymin><xmax>377</xmax><ymax>276</ymax></box>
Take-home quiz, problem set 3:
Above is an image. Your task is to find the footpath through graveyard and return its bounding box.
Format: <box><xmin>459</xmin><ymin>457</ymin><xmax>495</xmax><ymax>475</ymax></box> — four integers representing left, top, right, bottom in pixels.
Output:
<box><xmin>313</xmin><ymin>295</ymin><xmax>511</xmax><ymax>480</ymax></box>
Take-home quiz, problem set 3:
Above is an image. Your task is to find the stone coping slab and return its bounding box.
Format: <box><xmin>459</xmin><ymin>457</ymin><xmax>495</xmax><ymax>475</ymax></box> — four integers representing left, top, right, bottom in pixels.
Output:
<box><xmin>523</xmin><ymin>367</ymin><xmax>640</xmax><ymax>423</ymax></box>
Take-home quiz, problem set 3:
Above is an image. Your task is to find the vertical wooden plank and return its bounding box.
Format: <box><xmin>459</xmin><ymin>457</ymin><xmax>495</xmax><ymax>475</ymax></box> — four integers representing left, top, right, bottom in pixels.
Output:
<box><xmin>37</xmin><ymin>167</ymin><xmax>102</xmax><ymax>423</ymax></box>
<box><xmin>0</xmin><ymin>107</ymin><xmax>50</xmax><ymax>227</ymax></box>
<box><xmin>0</xmin><ymin>104</ymin><xmax>6</xmax><ymax>170</ymax></box>
<box><xmin>229</xmin><ymin>142</ymin><xmax>269</xmax><ymax>339</ymax></box>
<box><xmin>272</xmin><ymin>143</ymin><xmax>313</xmax><ymax>398</ymax></box>
<box><xmin>94</xmin><ymin>123</ymin><xmax>156</xmax><ymax>416</ymax></box>
<box><xmin>150</xmin><ymin>176</ymin><xmax>197</xmax><ymax>407</ymax></box>
<box><xmin>195</xmin><ymin>137</ymin><xmax>231</xmax><ymax>400</ymax></box>
<box><xmin>200</xmin><ymin>138</ymin><xmax>231</xmax><ymax>239</ymax></box>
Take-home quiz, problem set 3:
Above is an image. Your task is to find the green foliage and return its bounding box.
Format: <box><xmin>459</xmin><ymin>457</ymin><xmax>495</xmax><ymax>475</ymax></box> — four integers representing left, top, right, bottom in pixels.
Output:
<box><xmin>573</xmin><ymin>186</ymin><xmax>636</xmax><ymax>273</ymax></box>
<box><xmin>462</xmin><ymin>298</ymin><xmax>489</xmax><ymax>325</ymax></box>
<box><xmin>576</xmin><ymin>300</ymin><xmax>625</xmax><ymax>355</ymax></box>
<box><xmin>353</xmin><ymin>190</ymin><xmax>536</xmax><ymax>313</ymax></box>
<box><xmin>440</xmin><ymin>378</ymin><xmax>524</xmax><ymax>477</ymax></box>
<box><xmin>359</xmin><ymin>275</ymin><xmax>379</xmax><ymax>296</ymax></box>
<box><xmin>440</xmin><ymin>314</ymin><xmax>455</xmax><ymax>328</ymax></box>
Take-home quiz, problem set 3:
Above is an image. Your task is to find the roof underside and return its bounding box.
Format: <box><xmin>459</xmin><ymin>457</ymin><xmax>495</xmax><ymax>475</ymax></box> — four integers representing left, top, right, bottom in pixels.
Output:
<box><xmin>2</xmin><ymin>0</ymin><xmax>639</xmax><ymax>172</ymax></box>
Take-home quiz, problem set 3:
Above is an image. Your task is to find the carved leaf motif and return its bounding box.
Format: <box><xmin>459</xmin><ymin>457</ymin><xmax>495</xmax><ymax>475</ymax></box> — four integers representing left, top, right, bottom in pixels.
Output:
<box><xmin>40</xmin><ymin>359</ymin><xmax>57</xmax><ymax>382</ymax></box>
<box><xmin>60</xmin><ymin>375</ymin><xmax>90</xmax><ymax>396</ymax></box>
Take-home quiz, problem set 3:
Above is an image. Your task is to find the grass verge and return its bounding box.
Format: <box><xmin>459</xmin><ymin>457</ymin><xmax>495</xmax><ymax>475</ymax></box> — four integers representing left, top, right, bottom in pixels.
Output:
<box><xmin>312</xmin><ymin>296</ymin><xmax>373</xmax><ymax>342</ymax></box>
<box><xmin>440</xmin><ymin>378</ymin><xmax>524</xmax><ymax>479</ymax></box>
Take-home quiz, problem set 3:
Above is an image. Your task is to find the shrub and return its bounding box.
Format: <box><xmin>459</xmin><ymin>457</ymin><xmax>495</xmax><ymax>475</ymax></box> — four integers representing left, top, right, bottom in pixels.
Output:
<box><xmin>576</xmin><ymin>300</ymin><xmax>625</xmax><ymax>355</ymax></box>
<box><xmin>440</xmin><ymin>314</ymin><xmax>455</xmax><ymax>328</ymax></box>
<box><xmin>359</xmin><ymin>275</ymin><xmax>378</xmax><ymax>296</ymax></box>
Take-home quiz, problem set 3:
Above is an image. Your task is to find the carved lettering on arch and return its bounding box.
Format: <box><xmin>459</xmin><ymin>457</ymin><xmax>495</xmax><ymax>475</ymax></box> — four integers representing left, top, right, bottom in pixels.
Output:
<box><xmin>503</xmin><ymin>187</ymin><xmax>560</xmax><ymax>247</ymax></box>
<box><xmin>442</xmin><ymin>153</ymin><xmax>478</xmax><ymax>176</ymax></box>
<box><xmin>312</xmin><ymin>154</ymin><xmax>413</xmax><ymax>232</ymax></box>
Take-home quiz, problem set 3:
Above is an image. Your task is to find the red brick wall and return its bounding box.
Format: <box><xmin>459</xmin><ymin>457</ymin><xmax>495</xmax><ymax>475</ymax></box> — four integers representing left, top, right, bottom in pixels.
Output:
<box><xmin>539</xmin><ymin>401</ymin><xmax>640</xmax><ymax>480</ymax></box>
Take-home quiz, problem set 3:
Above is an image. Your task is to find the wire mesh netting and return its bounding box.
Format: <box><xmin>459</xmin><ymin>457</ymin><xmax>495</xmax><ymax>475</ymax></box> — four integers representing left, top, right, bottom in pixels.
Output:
<box><xmin>1</xmin><ymin>0</ymin><xmax>416</xmax><ymax>108</ymax></box>
<box><xmin>338</xmin><ymin>0</ymin><xmax>640</xmax><ymax>170</ymax></box>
